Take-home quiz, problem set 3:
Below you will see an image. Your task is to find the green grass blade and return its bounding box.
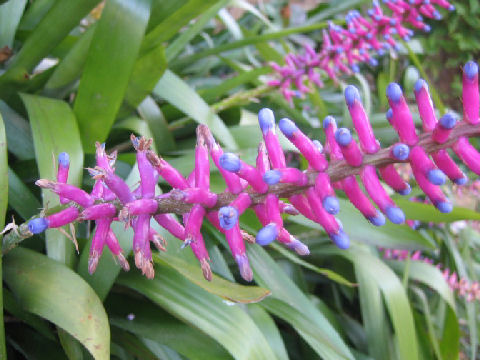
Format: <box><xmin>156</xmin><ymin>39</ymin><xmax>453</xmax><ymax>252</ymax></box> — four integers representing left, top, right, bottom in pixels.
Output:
<box><xmin>7</xmin><ymin>167</ymin><xmax>41</xmax><ymax>220</ymax></box>
<box><xmin>4</xmin><ymin>247</ymin><xmax>110</xmax><ymax>359</ymax></box>
<box><xmin>0</xmin><ymin>109</ymin><xmax>8</xmax><ymax>359</ymax></box>
<box><xmin>0</xmin><ymin>0</ymin><xmax>27</xmax><ymax>48</ymax></box>
<box><xmin>0</xmin><ymin>100</ymin><xmax>34</xmax><ymax>160</ymax></box>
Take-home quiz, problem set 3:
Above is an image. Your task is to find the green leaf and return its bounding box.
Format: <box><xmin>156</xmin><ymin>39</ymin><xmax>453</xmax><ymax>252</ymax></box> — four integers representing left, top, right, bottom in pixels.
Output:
<box><xmin>153</xmin><ymin>70</ymin><xmax>238</xmax><ymax>149</ymax></box>
<box><xmin>0</xmin><ymin>0</ymin><xmax>27</xmax><ymax>48</ymax></box>
<box><xmin>0</xmin><ymin>107</ymin><xmax>7</xmax><ymax>358</ymax></box>
<box><xmin>396</xmin><ymin>197</ymin><xmax>480</xmax><ymax>222</ymax></box>
<box><xmin>0</xmin><ymin>100</ymin><xmax>34</xmax><ymax>160</ymax></box>
<box><xmin>118</xmin><ymin>264</ymin><xmax>278</xmax><ymax>360</ymax></box>
<box><xmin>7</xmin><ymin>167</ymin><xmax>41</xmax><ymax>220</ymax></box>
<box><xmin>137</xmin><ymin>97</ymin><xmax>175</xmax><ymax>152</ymax></box>
<box><xmin>3</xmin><ymin>247</ymin><xmax>110</xmax><ymax>359</ymax></box>
<box><xmin>154</xmin><ymin>251</ymin><xmax>271</xmax><ymax>303</ymax></box>
<box><xmin>21</xmin><ymin>93</ymin><xmax>83</xmax><ymax>266</ymax></box>
<box><xmin>74</xmin><ymin>0</ymin><xmax>151</xmax><ymax>150</ymax></box>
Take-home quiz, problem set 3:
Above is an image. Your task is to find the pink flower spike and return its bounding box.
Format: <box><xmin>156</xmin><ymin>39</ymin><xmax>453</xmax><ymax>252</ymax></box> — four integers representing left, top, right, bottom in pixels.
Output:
<box><xmin>57</xmin><ymin>152</ymin><xmax>70</xmax><ymax>204</ymax></box>
<box><xmin>278</xmin><ymin>117</ymin><xmax>328</xmax><ymax>171</ymax></box>
<box><xmin>323</xmin><ymin>116</ymin><xmax>343</xmax><ymax>161</ymax></box>
<box><xmin>195</xmin><ymin>126</ymin><xmax>211</xmax><ymax>189</ymax></box>
<box><xmin>432</xmin><ymin>113</ymin><xmax>457</xmax><ymax>143</ymax></box>
<box><xmin>171</xmin><ymin>188</ymin><xmax>217</xmax><ymax>208</ymax></box>
<box><xmin>341</xmin><ymin>175</ymin><xmax>385</xmax><ymax>226</ymax></box>
<box><xmin>379</xmin><ymin>164</ymin><xmax>411</xmax><ymax>195</ymax></box>
<box><xmin>263</xmin><ymin>168</ymin><xmax>308</xmax><ymax>187</ymax></box>
<box><xmin>46</xmin><ymin>206</ymin><xmax>79</xmax><ymax>228</ymax></box>
<box><xmin>335</xmin><ymin>128</ymin><xmax>363</xmax><ymax>166</ymax></box>
<box><xmin>386</xmin><ymin>83</ymin><xmax>419</xmax><ymax>145</ymax></box>
<box><xmin>80</xmin><ymin>203</ymin><xmax>117</xmax><ymax>221</ymax></box>
<box><xmin>35</xmin><ymin>180</ymin><xmax>94</xmax><ymax>208</ymax></box>
<box><xmin>360</xmin><ymin>165</ymin><xmax>405</xmax><ymax>224</ymax></box>
<box><xmin>219</xmin><ymin>153</ymin><xmax>268</xmax><ymax>193</ymax></box>
<box><xmin>315</xmin><ymin>173</ymin><xmax>340</xmax><ymax>215</ymax></box>
<box><xmin>344</xmin><ymin>86</ymin><xmax>380</xmax><ymax>154</ymax></box>
<box><xmin>462</xmin><ymin>61</ymin><xmax>479</xmax><ymax>124</ymax></box>
<box><xmin>414</xmin><ymin>79</ymin><xmax>437</xmax><ymax>132</ymax></box>
<box><xmin>411</xmin><ymin>166</ymin><xmax>452</xmax><ymax>213</ymax></box>
<box><xmin>431</xmin><ymin>149</ymin><xmax>468</xmax><ymax>185</ymax></box>
<box><xmin>147</xmin><ymin>151</ymin><xmax>189</xmax><ymax>190</ymax></box>
<box><xmin>453</xmin><ymin>137</ymin><xmax>480</xmax><ymax>175</ymax></box>
<box><xmin>225</xmin><ymin>223</ymin><xmax>252</xmax><ymax>281</ymax></box>
<box><xmin>132</xmin><ymin>136</ymin><xmax>156</xmax><ymax>198</ymax></box>
<box><xmin>154</xmin><ymin>214</ymin><xmax>185</xmax><ymax>240</ymax></box>
<box><xmin>409</xmin><ymin>146</ymin><xmax>446</xmax><ymax>185</ymax></box>
<box><xmin>89</xmin><ymin>218</ymin><xmax>111</xmax><ymax>274</ymax></box>
<box><xmin>258</xmin><ymin>108</ymin><xmax>286</xmax><ymax>169</ymax></box>
<box><xmin>123</xmin><ymin>199</ymin><xmax>159</xmax><ymax>217</ymax></box>
<box><xmin>133</xmin><ymin>215</ymin><xmax>150</xmax><ymax>271</ymax></box>
<box><xmin>105</xmin><ymin>230</ymin><xmax>130</xmax><ymax>271</ymax></box>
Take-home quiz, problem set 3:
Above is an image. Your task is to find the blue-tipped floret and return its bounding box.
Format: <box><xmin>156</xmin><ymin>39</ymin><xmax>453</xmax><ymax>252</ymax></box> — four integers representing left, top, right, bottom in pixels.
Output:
<box><xmin>368</xmin><ymin>211</ymin><xmax>386</xmax><ymax>226</ymax></box>
<box><xmin>427</xmin><ymin>169</ymin><xmax>446</xmax><ymax>185</ymax></box>
<box><xmin>385</xmin><ymin>206</ymin><xmax>405</xmax><ymax>224</ymax></box>
<box><xmin>464</xmin><ymin>61</ymin><xmax>478</xmax><ymax>80</ymax></box>
<box><xmin>331</xmin><ymin>229</ymin><xmax>350</xmax><ymax>249</ymax></box>
<box><xmin>256</xmin><ymin>223</ymin><xmax>279</xmax><ymax>246</ymax></box>
<box><xmin>377</xmin><ymin>48</ymin><xmax>385</xmax><ymax>56</ymax></box>
<box><xmin>386</xmin><ymin>108</ymin><xmax>393</xmax><ymax>121</ymax></box>
<box><xmin>344</xmin><ymin>85</ymin><xmax>361</xmax><ymax>107</ymax></box>
<box><xmin>335</xmin><ymin>128</ymin><xmax>352</xmax><ymax>147</ymax></box>
<box><xmin>219</xmin><ymin>153</ymin><xmax>241</xmax><ymax>173</ymax></box>
<box><xmin>386</xmin><ymin>83</ymin><xmax>403</xmax><ymax>103</ymax></box>
<box><xmin>423</xmin><ymin>25</ymin><xmax>431</xmax><ymax>32</ymax></box>
<box><xmin>263</xmin><ymin>170</ymin><xmax>281</xmax><ymax>185</ymax></box>
<box><xmin>288</xmin><ymin>238</ymin><xmax>310</xmax><ymax>255</ymax></box>
<box><xmin>322</xmin><ymin>196</ymin><xmax>340</xmax><ymax>215</ymax></box>
<box><xmin>398</xmin><ymin>183</ymin><xmax>411</xmax><ymax>196</ymax></box>
<box><xmin>28</xmin><ymin>218</ymin><xmax>49</xmax><ymax>234</ymax></box>
<box><xmin>218</xmin><ymin>206</ymin><xmax>239</xmax><ymax>230</ymax></box>
<box><xmin>258</xmin><ymin>108</ymin><xmax>275</xmax><ymax>134</ymax></box>
<box><xmin>433</xmin><ymin>10</ymin><xmax>442</xmax><ymax>20</ymax></box>
<box><xmin>448</xmin><ymin>4</ymin><xmax>455</xmax><ymax>11</ymax></box>
<box><xmin>439</xmin><ymin>113</ymin><xmax>457</xmax><ymax>129</ymax></box>
<box><xmin>351</xmin><ymin>64</ymin><xmax>360</xmax><ymax>73</ymax></box>
<box><xmin>414</xmin><ymin>78</ymin><xmax>428</xmax><ymax>93</ymax></box>
<box><xmin>323</xmin><ymin>115</ymin><xmax>335</xmax><ymax>129</ymax></box>
<box><xmin>436</xmin><ymin>201</ymin><xmax>453</xmax><ymax>213</ymax></box>
<box><xmin>278</xmin><ymin>118</ymin><xmax>298</xmax><ymax>138</ymax></box>
<box><xmin>58</xmin><ymin>152</ymin><xmax>70</xmax><ymax>167</ymax></box>
<box><xmin>454</xmin><ymin>176</ymin><xmax>468</xmax><ymax>185</ymax></box>
<box><xmin>313</xmin><ymin>140</ymin><xmax>324</xmax><ymax>153</ymax></box>
<box><xmin>392</xmin><ymin>143</ymin><xmax>410</xmax><ymax>161</ymax></box>
<box><xmin>369</xmin><ymin>58</ymin><xmax>378</xmax><ymax>67</ymax></box>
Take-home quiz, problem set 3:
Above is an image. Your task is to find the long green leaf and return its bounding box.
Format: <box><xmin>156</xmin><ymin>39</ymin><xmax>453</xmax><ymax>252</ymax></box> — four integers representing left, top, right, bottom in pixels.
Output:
<box><xmin>7</xmin><ymin>167</ymin><xmax>41</xmax><ymax>220</ymax></box>
<box><xmin>153</xmin><ymin>70</ymin><xmax>238</xmax><ymax>149</ymax></box>
<box><xmin>4</xmin><ymin>247</ymin><xmax>110</xmax><ymax>359</ymax></box>
<box><xmin>21</xmin><ymin>93</ymin><xmax>83</xmax><ymax>266</ymax></box>
<box><xmin>74</xmin><ymin>0</ymin><xmax>151</xmax><ymax>150</ymax></box>
<box><xmin>396</xmin><ymin>197</ymin><xmax>480</xmax><ymax>222</ymax></box>
<box><xmin>0</xmin><ymin>0</ymin><xmax>27</xmax><ymax>48</ymax></box>
<box><xmin>0</xmin><ymin>109</ymin><xmax>8</xmax><ymax>358</ymax></box>
<box><xmin>118</xmin><ymin>264</ymin><xmax>277</xmax><ymax>359</ymax></box>
<box><xmin>0</xmin><ymin>100</ymin><xmax>34</xmax><ymax>160</ymax></box>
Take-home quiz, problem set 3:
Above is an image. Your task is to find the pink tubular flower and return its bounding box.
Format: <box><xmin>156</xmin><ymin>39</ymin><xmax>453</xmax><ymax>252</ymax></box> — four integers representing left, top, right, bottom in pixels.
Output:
<box><xmin>432</xmin><ymin>113</ymin><xmax>457</xmax><ymax>143</ymax></box>
<box><xmin>195</xmin><ymin>127</ymin><xmax>211</xmax><ymax>190</ymax></box>
<box><xmin>80</xmin><ymin>203</ymin><xmax>117</xmax><ymax>220</ymax></box>
<box><xmin>35</xmin><ymin>180</ymin><xmax>94</xmax><ymax>208</ymax></box>
<box><xmin>154</xmin><ymin>214</ymin><xmax>185</xmax><ymax>240</ymax></box>
<box><xmin>386</xmin><ymin>83</ymin><xmax>419</xmax><ymax>145</ymax></box>
<box><xmin>379</xmin><ymin>164</ymin><xmax>411</xmax><ymax>195</ymax></box>
<box><xmin>57</xmin><ymin>152</ymin><xmax>70</xmax><ymax>204</ymax></box>
<box><xmin>414</xmin><ymin>79</ymin><xmax>437</xmax><ymax>132</ymax></box>
<box><xmin>335</xmin><ymin>128</ymin><xmax>363</xmax><ymax>166</ymax></box>
<box><xmin>147</xmin><ymin>151</ymin><xmax>189</xmax><ymax>190</ymax></box>
<box><xmin>411</xmin><ymin>165</ymin><xmax>452</xmax><ymax>213</ymax></box>
<box><xmin>409</xmin><ymin>146</ymin><xmax>446</xmax><ymax>186</ymax></box>
<box><xmin>105</xmin><ymin>230</ymin><xmax>129</xmax><ymax>271</ymax></box>
<box><xmin>431</xmin><ymin>149</ymin><xmax>467</xmax><ymax>185</ymax></box>
<box><xmin>89</xmin><ymin>218</ymin><xmax>112</xmax><ymax>275</ymax></box>
<box><xmin>46</xmin><ymin>207</ymin><xmax>80</xmax><ymax>228</ymax></box>
<box><xmin>263</xmin><ymin>168</ymin><xmax>308</xmax><ymax>187</ymax></box>
<box><xmin>219</xmin><ymin>153</ymin><xmax>268</xmax><ymax>193</ymax></box>
<box><xmin>258</xmin><ymin>108</ymin><xmax>286</xmax><ymax>169</ymax></box>
<box><xmin>463</xmin><ymin>61</ymin><xmax>479</xmax><ymax>124</ymax></box>
<box><xmin>171</xmin><ymin>188</ymin><xmax>217</xmax><ymax>208</ymax></box>
<box><xmin>453</xmin><ymin>137</ymin><xmax>480</xmax><ymax>175</ymax></box>
<box><xmin>122</xmin><ymin>199</ymin><xmax>158</xmax><ymax>217</ymax></box>
<box><xmin>225</xmin><ymin>223</ymin><xmax>252</xmax><ymax>281</ymax></box>
<box><xmin>132</xmin><ymin>135</ymin><xmax>156</xmax><ymax>199</ymax></box>
<box><xmin>132</xmin><ymin>214</ymin><xmax>152</xmax><ymax>276</ymax></box>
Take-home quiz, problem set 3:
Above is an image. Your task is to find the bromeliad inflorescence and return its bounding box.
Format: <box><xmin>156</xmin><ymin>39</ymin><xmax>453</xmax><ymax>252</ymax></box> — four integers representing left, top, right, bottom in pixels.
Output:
<box><xmin>3</xmin><ymin>61</ymin><xmax>480</xmax><ymax>282</ymax></box>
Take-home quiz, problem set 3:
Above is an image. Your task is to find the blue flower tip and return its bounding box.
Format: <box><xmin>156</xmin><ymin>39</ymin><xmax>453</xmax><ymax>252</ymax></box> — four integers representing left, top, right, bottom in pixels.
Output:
<box><xmin>323</xmin><ymin>115</ymin><xmax>335</xmax><ymax>129</ymax></box>
<box><xmin>351</xmin><ymin>64</ymin><xmax>360</xmax><ymax>73</ymax></box>
<box><xmin>427</xmin><ymin>169</ymin><xmax>446</xmax><ymax>185</ymax></box>
<box><xmin>263</xmin><ymin>170</ymin><xmax>281</xmax><ymax>185</ymax></box>
<box><xmin>369</xmin><ymin>211</ymin><xmax>386</xmax><ymax>226</ymax></box>
<box><xmin>278</xmin><ymin>118</ymin><xmax>297</xmax><ymax>138</ymax></box>
<box><xmin>258</xmin><ymin>108</ymin><xmax>275</xmax><ymax>134</ymax></box>
<box><xmin>392</xmin><ymin>143</ymin><xmax>410</xmax><ymax>160</ymax></box>
<box><xmin>218</xmin><ymin>206</ymin><xmax>239</xmax><ymax>230</ymax></box>
<box><xmin>344</xmin><ymin>85</ymin><xmax>360</xmax><ymax>107</ymax></box>
<box><xmin>386</xmin><ymin>108</ymin><xmax>393</xmax><ymax>120</ymax></box>
<box><xmin>464</xmin><ymin>61</ymin><xmax>478</xmax><ymax>80</ymax></box>
<box><xmin>58</xmin><ymin>152</ymin><xmax>70</xmax><ymax>167</ymax></box>
<box><xmin>436</xmin><ymin>201</ymin><xmax>453</xmax><ymax>213</ymax></box>
<box><xmin>331</xmin><ymin>230</ymin><xmax>350</xmax><ymax>249</ymax></box>
<box><xmin>448</xmin><ymin>5</ymin><xmax>455</xmax><ymax>11</ymax></box>
<box><xmin>323</xmin><ymin>196</ymin><xmax>340</xmax><ymax>215</ymax></box>
<box><xmin>454</xmin><ymin>176</ymin><xmax>468</xmax><ymax>185</ymax></box>
<box><xmin>398</xmin><ymin>183</ymin><xmax>411</xmax><ymax>196</ymax></box>
<box><xmin>386</xmin><ymin>83</ymin><xmax>403</xmax><ymax>103</ymax></box>
<box><xmin>219</xmin><ymin>153</ymin><xmax>241</xmax><ymax>173</ymax></box>
<box><xmin>439</xmin><ymin>113</ymin><xmax>457</xmax><ymax>129</ymax></box>
<box><xmin>424</xmin><ymin>25</ymin><xmax>431</xmax><ymax>32</ymax></box>
<box><xmin>335</xmin><ymin>128</ymin><xmax>352</xmax><ymax>147</ymax></box>
<box><xmin>256</xmin><ymin>223</ymin><xmax>279</xmax><ymax>246</ymax></box>
<box><xmin>386</xmin><ymin>207</ymin><xmax>405</xmax><ymax>224</ymax></box>
<box><xmin>414</xmin><ymin>78</ymin><xmax>428</xmax><ymax>93</ymax></box>
<box><xmin>369</xmin><ymin>58</ymin><xmax>378</xmax><ymax>67</ymax></box>
<box><xmin>28</xmin><ymin>218</ymin><xmax>49</xmax><ymax>234</ymax></box>
<box><xmin>377</xmin><ymin>48</ymin><xmax>385</xmax><ymax>56</ymax></box>
<box><xmin>312</xmin><ymin>140</ymin><xmax>324</xmax><ymax>153</ymax></box>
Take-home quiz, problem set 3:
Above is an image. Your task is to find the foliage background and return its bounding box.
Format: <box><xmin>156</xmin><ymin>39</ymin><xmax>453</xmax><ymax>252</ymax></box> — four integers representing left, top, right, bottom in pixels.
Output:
<box><xmin>0</xmin><ymin>0</ymin><xmax>478</xmax><ymax>359</ymax></box>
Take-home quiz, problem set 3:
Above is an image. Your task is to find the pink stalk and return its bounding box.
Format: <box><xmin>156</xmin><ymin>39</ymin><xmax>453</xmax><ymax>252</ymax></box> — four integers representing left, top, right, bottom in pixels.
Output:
<box><xmin>88</xmin><ymin>218</ymin><xmax>112</xmax><ymax>274</ymax></box>
<box><xmin>57</xmin><ymin>152</ymin><xmax>70</xmax><ymax>204</ymax></box>
<box><xmin>80</xmin><ymin>203</ymin><xmax>117</xmax><ymax>220</ymax></box>
<box><xmin>258</xmin><ymin>108</ymin><xmax>286</xmax><ymax>169</ymax></box>
<box><xmin>409</xmin><ymin>145</ymin><xmax>446</xmax><ymax>185</ymax></box>
<box><xmin>453</xmin><ymin>137</ymin><xmax>480</xmax><ymax>175</ymax></box>
<box><xmin>36</xmin><ymin>180</ymin><xmax>94</xmax><ymax>208</ymax></box>
<box><xmin>360</xmin><ymin>165</ymin><xmax>405</xmax><ymax>224</ymax></box>
<box><xmin>414</xmin><ymin>79</ymin><xmax>437</xmax><ymax>132</ymax></box>
<box><xmin>344</xmin><ymin>86</ymin><xmax>380</xmax><ymax>154</ymax></box>
<box><xmin>379</xmin><ymin>164</ymin><xmax>411</xmax><ymax>195</ymax></box>
<box><xmin>154</xmin><ymin>214</ymin><xmax>185</xmax><ymax>240</ymax></box>
<box><xmin>147</xmin><ymin>151</ymin><xmax>189</xmax><ymax>190</ymax></box>
<box><xmin>386</xmin><ymin>83</ymin><xmax>418</xmax><ymax>145</ymax></box>
<box><xmin>462</xmin><ymin>62</ymin><xmax>479</xmax><ymax>124</ymax></box>
<box><xmin>225</xmin><ymin>223</ymin><xmax>252</xmax><ymax>281</ymax></box>
<box><xmin>278</xmin><ymin>117</ymin><xmax>328</xmax><ymax>171</ymax></box>
<box><xmin>431</xmin><ymin>149</ymin><xmax>467</xmax><ymax>185</ymax></box>
<box><xmin>46</xmin><ymin>206</ymin><xmax>79</xmax><ymax>228</ymax></box>
<box><xmin>335</xmin><ymin>128</ymin><xmax>363</xmax><ymax>166</ymax></box>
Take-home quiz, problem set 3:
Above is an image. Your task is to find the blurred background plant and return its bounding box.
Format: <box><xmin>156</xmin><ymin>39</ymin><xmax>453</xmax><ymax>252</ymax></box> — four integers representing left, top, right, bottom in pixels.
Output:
<box><xmin>0</xmin><ymin>0</ymin><xmax>479</xmax><ymax>359</ymax></box>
